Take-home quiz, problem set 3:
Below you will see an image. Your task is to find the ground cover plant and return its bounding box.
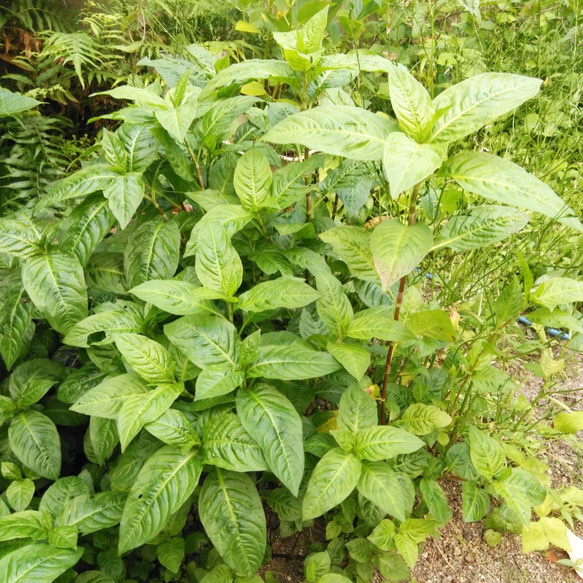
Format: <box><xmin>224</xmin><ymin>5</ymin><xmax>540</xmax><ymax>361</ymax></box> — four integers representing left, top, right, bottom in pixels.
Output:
<box><xmin>1</xmin><ymin>2</ymin><xmax>583</xmax><ymax>583</ymax></box>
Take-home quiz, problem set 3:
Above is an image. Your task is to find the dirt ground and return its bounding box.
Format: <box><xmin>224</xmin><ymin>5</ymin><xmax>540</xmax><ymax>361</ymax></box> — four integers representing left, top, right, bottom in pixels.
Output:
<box><xmin>262</xmin><ymin>348</ymin><xmax>583</xmax><ymax>582</ymax></box>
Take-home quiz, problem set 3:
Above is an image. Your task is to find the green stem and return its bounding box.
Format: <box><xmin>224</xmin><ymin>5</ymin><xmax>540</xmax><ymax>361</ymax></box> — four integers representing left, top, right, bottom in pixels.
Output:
<box><xmin>380</xmin><ymin>183</ymin><xmax>421</xmax><ymax>425</ymax></box>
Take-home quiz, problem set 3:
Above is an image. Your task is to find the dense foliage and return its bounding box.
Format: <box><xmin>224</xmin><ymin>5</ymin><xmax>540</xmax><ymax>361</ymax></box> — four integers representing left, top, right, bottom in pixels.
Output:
<box><xmin>1</xmin><ymin>2</ymin><xmax>582</xmax><ymax>583</ymax></box>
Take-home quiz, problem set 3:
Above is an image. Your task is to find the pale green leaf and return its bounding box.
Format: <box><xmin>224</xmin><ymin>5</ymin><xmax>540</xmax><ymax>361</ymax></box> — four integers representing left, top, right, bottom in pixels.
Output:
<box><xmin>355</xmin><ymin>426</ymin><xmax>424</xmax><ymax>460</ymax></box>
<box><xmin>22</xmin><ymin>254</ymin><xmax>88</xmax><ymax>335</ymax></box>
<box><xmin>9</xmin><ymin>411</ymin><xmax>61</xmax><ymax>480</ymax></box>
<box><xmin>357</xmin><ymin>460</ymin><xmax>407</xmax><ymax>522</ymax></box>
<box><xmin>433</xmin><ymin>205</ymin><xmax>529</xmax><ymax>251</ymax></box>
<box><xmin>429</xmin><ymin>73</ymin><xmax>541</xmax><ymax>144</ymax></box>
<box><xmin>237</xmin><ymin>277</ymin><xmax>320</xmax><ymax>313</ymax></box>
<box><xmin>467</xmin><ymin>426</ymin><xmax>505</xmax><ymax>481</ymax></box>
<box><xmin>401</xmin><ymin>404</ymin><xmax>452</xmax><ymax>435</ymax></box>
<box><xmin>532</xmin><ymin>277</ymin><xmax>583</xmax><ymax>310</ymax></box>
<box><xmin>439</xmin><ymin>152</ymin><xmax>583</xmax><ymax>232</ymax></box>
<box><xmin>103</xmin><ymin>173</ymin><xmax>144</xmax><ymax>229</ymax></box>
<box><xmin>347</xmin><ymin>307</ymin><xmax>416</xmax><ymax>342</ymax></box>
<box><xmin>55</xmin><ymin>491</ymin><xmax>127</xmax><ymax>534</ymax></box>
<box><xmin>119</xmin><ymin>447</ymin><xmax>203</xmax><ymax>553</ymax></box>
<box><xmin>263</xmin><ymin>105</ymin><xmax>398</xmax><ymax>161</ymax></box>
<box><xmin>326</xmin><ymin>342</ymin><xmax>369</xmax><ymax>381</ymax></box>
<box><xmin>337</xmin><ymin>385</ymin><xmax>377</xmax><ymax>434</ymax></box>
<box><xmin>234</xmin><ymin>149</ymin><xmax>275</xmax><ymax>211</ymax></box>
<box><xmin>237</xmin><ymin>384</ymin><xmax>304</xmax><ymax>495</ymax></box>
<box><xmin>371</xmin><ymin>220</ymin><xmax>433</xmax><ymax>291</ymax></box>
<box><xmin>383</xmin><ymin>133</ymin><xmax>443</xmax><ymax>197</ymax></box>
<box><xmin>199</xmin><ymin>469</ymin><xmax>266</xmax><ymax>576</ymax></box>
<box><xmin>302</xmin><ymin>448</ymin><xmax>361</xmax><ymax>520</ymax></box>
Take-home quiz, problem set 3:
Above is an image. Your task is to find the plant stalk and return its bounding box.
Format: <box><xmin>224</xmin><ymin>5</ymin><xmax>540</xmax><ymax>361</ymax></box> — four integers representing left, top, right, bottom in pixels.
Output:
<box><xmin>380</xmin><ymin>183</ymin><xmax>421</xmax><ymax>424</ymax></box>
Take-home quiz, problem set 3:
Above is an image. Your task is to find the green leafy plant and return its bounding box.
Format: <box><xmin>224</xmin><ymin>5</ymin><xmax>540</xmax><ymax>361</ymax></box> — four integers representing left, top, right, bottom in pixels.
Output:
<box><xmin>1</xmin><ymin>5</ymin><xmax>583</xmax><ymax>583</ymax></box>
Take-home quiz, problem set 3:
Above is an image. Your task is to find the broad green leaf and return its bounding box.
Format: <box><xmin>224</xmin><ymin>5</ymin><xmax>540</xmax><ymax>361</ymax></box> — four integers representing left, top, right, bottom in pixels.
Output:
<box><xmin>157</xmin><ymin>537</ymin><xmax>185</xmax><ymax>573</ymax></box>
<box><xmin>467</xmin><ymin>426</ymin><xmax>505</xmax><ymax>481</ymax></box>
<box><xmin>8</xmin><ymin>359</ymin><xmax>61</xmax><ymax>408</ymax></box>
<box><xmin>103</xmin><ymin>173</ymin><xmax>144</xmax><ymax>229</ymax></box>
<box><xmin>117</xmin><ymin>122</ymin><xmax>159</xmax><ymax>172</ymax></box>
<box><xmin>357</xmin><ymin>460</ymin><xmax>407</xmax><ymax>522</ymax></box>
<box><xmin>117</xmin><ymin>382</ymin><xmax>183</xmax><ymax>451</ymax></box>
<box><xmin>246</xmin><ymin>342</ymin><xmax>341</xmax><ymax>380</ymax></box>
<box><xmin>199</xmin><ymin>469</ymin><xmax>266</xmax><ymax>576</ymax></box>
<box><xmin>527</xmin><ymin>308</ymin><xmax>583</xmax><ymax>335</ymax></box>
<box><xmin>195</xmin><ymin>367</ymin><xmax>244</xmax><ymax>400</ymax></box>
<box><xmin>303</xmin><ymin>448</ymin><xmax>361</xmax><ymax>520</ymax></box>
<box><xmin>39</xmin><ymin>477</ymin><xmax>90</xmax><ymax>519</ymax></box>
<box><xmin>419</xmin><ymin>479</ymin><xmax>452</xmax><ymax>523</ymax></box>
<box><xmin>185</xmin><ymin>205</ymin><xmax>252</xmax><ymax>257</ymax></box>
<box><xmin>70</xmin><ymin>374</ymin><xmax>149</xmax><ymax>419</ymax></box>
<box><xmin>406</xmin><ymin>310</ymin><xmax>456</xmax><ymax>341</ymax></box>
<box><xmin>0</xmin><ymin>544</ymin><xmax>82</xmax><ymax>583</ymax></box>
<box><xmin>203</xmin><ymin>412</ymin><xmax>268</xmax><ymax>472</ymax></box>
<box><xmin>55</xmin><ymin>491</ymin><xmax>127</xmax><ymax>534</ymax></box>
<box><xmin>234</xmin><ymin>149</ymin><xmax>275</xmax><ymax>211</ymax></box>
<box><xmin>263</xmin><ymin>105</ymin><xmax>398</xmax><ymax>161</ymax></box>
<box><xmin>195</xmin><ymin>96</ymin><xmax>258</xmax><ymax>145</ymax></box>
<box><xmin>377</xmin><ymin>553</ymin><xmax>410</xmax><ymax>582</ymax></box>
<box><xmin>130</xmin><ymin>280</ymin><xmax>222</xmax><ymax>315</ymax></box>
<box><xmin>200</xmin><ymin>59</ymin><xmax>295</xmax><ymax>99</ymax></box>
<box><xmin>401</xmin><ymin>404</ymin><xmax>452</xmax><ymax>435</ymax></box>
<box><xmin>9</xmin><ymin>411</ymin><xmax>61</xmax><ymax>480</ymax></box>
<box><xmin>0</xmin><ymin>511</ymin><xmax>46</xmax><ymax>541</ymax></box>
<box><xmin>119</xmin><ymin>447</ymin><xmax>203</xmax><ymax>554</ymax></box>
<box><xmin>0</xmin><ymin>215</ymin><xmax>41</xmax><ymax>258</ymax></box>
<box><xmin>63</xmin><ymin>310</ymin><xmax>143</xmax><ymax>348</ymax></box>
<box><xmin>319</xmin><ymin>226</ymin><xmax>378</xmax><ymax>282</ymax></box>
<box><xmin>237</xmin><ymin>277</ymin><xmax>320</xmax><ymax>312</ymax></box>
<box><xmin>355</xmin><ymin>426</ymin><xmax>424</xmax><ymax>460</ymax></box>
<box><xmin>22</xmin><ymin>253</ymin><xmax>88</xmax><ymax>335</ymax></box>
<box><xmin>0</xmin><ymin>88</ymin><xmax>40</xmax><ymax>116</ymax></box>
<box><xmin>145</xmin><ymin>408</ymin><xmax>200</xmax><ymax>447</ymax></box>
<box><xmin>445</xmin><ymin>443</ymin><xmax>478</xmax><ymax>481</ymax></box>
<box><xmin>155</xmin><ymin>97</ymin><xmax>198</xmax><ymax>142</ymax></box>
<box><xmin>532</xmin><ymin>277</ymin><xmax>583</xmax><ymax>310</ymax></box>
<box><xmin>88</xmin><ymin>417</ymin><xmax>118</xmax><ymax>465</ymax></box>
<box><xmin>326</xmin><ymin>342</ymin><xmax>369</xmax><ymax>381</ymax></box>
<box><xmin>195</xmin><ymin>223</ymin><xmax>243</xmax><ymax>297</ymax></box>
<box><xmin>493</xmin><ymin>469</ymin><xmax>546</xmax><ymax>526</ymax></box>
<box><xmin>6</xmin><ymin>479</ymin><xmax>35</xmax><ymax>512</ymax></box>
<box><xmin>237</xmin><ymin>384</ymin><xmax>304</xmax><ymax>495</ymax></box>
<box><xmin>58</xmin><ymin>197</ymin><xmax>114</xmax><ymax>266</ymax></box>
<box><xmin>124</xmin><ymin>221</ymin><xmax>181</xmax><ymax>288</ymax></box>
<box><xmin>383</xmin><ymin>133</ymin><xmax>443</xmax><ymax>197</ymax></box>
<box><xmin>439</xmin><ymin>152</ymin><xmax>583</xmax><ymax>232</ymax></box>
<box><xmin>387</xmin><ymin>62</ymin><xmax>435</xmax><ymax>142</ymax></box>
<box><xmin>97</xmin><ymin>85</ymin><xmax>166</xmax><ymax>106</ymax></box>
<box><xmin>429</xmin><ymin>73</ymin><xmax>541</xmax><ymax>144</ymax></box>
<box><xmin>337</xmin><ymin>385</ymin><xmax>377</xmax><ymax>433</ymax></box>
<box><xmin>304</xmin><ymin>551</ymin><xmax>331</xmax><ymax>582</ymax></box>
<box><xmin>433</xmin><ymin>205</ymin><xmax>529</xmax><ymax>251</ymax></box>
<box><xmin>347</xmin><ymin>307</ymin><xmax>416</xmax><ymax>342</ymax></box>
<box><xmin>114</xmin><ymin>333</ymin><xmax>175</xmax><ymax>384</ymax></box>
<box><xmin>165</xmin><ymin>315</ymin><xmax>240</xmax><ymax>369</ymax></box>
<box><xmin>367</xmin><ymin>519</ymin><xmax>396</xmax><ymax>551</ymax></box>
<box><xmin>522</xmin><ymin>517</ymin><xmax>570</xmax><ymax>554</ymax></box>
<box><xmin>553</xmin><ymin>411</ymin><xmax>583</xmax><ymax>434</ymax></box>
<box><xmin>38</xmin><ymin>164</ymin><xmax>118</xmax><ymax>208</ymax></box>
<box><xmin>272</xmin><ymin>155</ymin><xmax>324</xmax><ymax>207</ymax></box>
<box><xmin>315</xmin><ymin>271</ymin><xmax>353</xmax><ymax>339</ymax></box>
<box><xmin>0</xmin><ymin>280</ymin><xmax>33</xmax><ymax>370</ymax></box>
<box><xmin>461</xmin><ymin>481</ymin><xmax>490</xmax><ymax>522</ymax></box>
<box><xmin>317</xmin><ymin>576</ymin><xmax>353</xmax><ymax>583</ymax></box>
<box><xmin>371</xmin><ymin>220</ymin><xmax>433</xmax><ymax>292</ymax></box>
<box><xmin>85</xmin><ymin>252</ymin><xmax>127</xmax><ymax>294</ymax></box>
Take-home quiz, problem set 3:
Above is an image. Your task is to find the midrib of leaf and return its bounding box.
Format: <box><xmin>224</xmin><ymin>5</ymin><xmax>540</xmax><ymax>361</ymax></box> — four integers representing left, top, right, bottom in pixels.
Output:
<box><xmin>19</xmin><ymin>413</ymin><xmax>53</xmax><ymax>474</ymax></box>
<box><xmin>69</xmin><ymin>200</ymin><xmax>109</xmax><ymax>256</ymax></box>
<box><xmin>11</xmin><ymin>548</ymin><xmax>64</xmax><ymax>582</ymax></box>
<box><xmin>429</xmin><ymin>80</ymin><xmax>535</xmax><ymax>143</ymax></box>
<box><xmin>196</xmin><ymin>328</ymin><xmax>237</xmax><ymax>367</ymax></box>
<box><xmin>310</xmin><ymin>453</ymin><xmax>354</xmax><ymax>509</ymax></box>
<box><xmin>447</xmin><ymin>171</ymin><xmax>570</xmax><ymax>216</ymax></box>
<box><xmin>124</xmin><ymin>338</ymin><xmax>169</xmax><ymax>380</ymax></box>
<box><xmin>67</xmin><ymin>496</ymin><xmax>124</xmax><ymax>528</ymax></box>
<box><xmin>216</xmin><ymin>469</ymin><xmax>253</xmax><ymax>574</ymax></box>
<box><xmin>143</xmin><ymin>223</ymin><xmax>165</xmax><ymax>286</ymax></box>
<box><xmin>124</xmin><ymin>450</ymin><xmax>198</xmax><ymax>545</ymax></box>
<box><xmin>432</xmin><ymin>215</ymin><xmax>520</xmax><ymax>250</ymax></box>
<box><xmin>248</xmin><ymin>391</ymin><xmax>293</xmax><ymax>483</ymax></box>
<box><xmin>44</xmin><ymin>255</ymin><xmax>75</xmax><ymax>330</ymax></box>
